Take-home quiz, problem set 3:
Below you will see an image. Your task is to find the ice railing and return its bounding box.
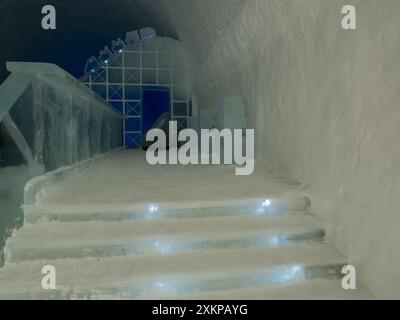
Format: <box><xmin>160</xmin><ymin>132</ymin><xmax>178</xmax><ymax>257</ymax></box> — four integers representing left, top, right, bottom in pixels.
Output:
<box><xmin>0</xmin><ymin>62</ymin><xmax>122</xmax><ymax>170</ymax></box>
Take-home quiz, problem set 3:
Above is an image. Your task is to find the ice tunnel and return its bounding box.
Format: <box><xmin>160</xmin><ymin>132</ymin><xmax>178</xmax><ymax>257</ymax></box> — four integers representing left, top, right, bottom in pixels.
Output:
<box><xmin>1</xmin><ymin>0</ymin><xmax>400</xmax><ymax>300</ymax></box>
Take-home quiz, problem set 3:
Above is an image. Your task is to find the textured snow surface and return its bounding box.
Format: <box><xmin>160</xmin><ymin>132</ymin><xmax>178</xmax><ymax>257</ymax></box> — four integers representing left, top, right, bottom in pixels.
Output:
<box><xmin>175</xmin><ymin>279</ymin><xmax>371</xmax><ymax>300</ymax></box>
<box><xmin>0</xmin><ymin>244</ymin><xmax>346</xmax><ymax>298</ymax></box>
<box><xmin>0</xmin><ymin>165</ymin><xmax>43</xmax><ymax>265</ymax></box>
<box><xmin>1</xmin><ymin>151</ymin><xmax>373</xmax><ymax>299</ymax></box>
<box><xmin>32</xmin><ymin>150</ymin><xmax>306</xmax><ymax>213</ymax></box>
<box><xmin>149</xmin><ymin>0</ymin><xmax>400</xmax><ymax>299</ymax></box>
<box><xmin>8</xmin><ymin>214</ymin><xmax>320</xmax><ymax>247</ymax></box>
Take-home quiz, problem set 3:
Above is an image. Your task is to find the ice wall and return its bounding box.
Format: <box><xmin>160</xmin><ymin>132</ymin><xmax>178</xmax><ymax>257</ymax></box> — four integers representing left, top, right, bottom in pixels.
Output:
<box><xmin>0</xmin><ymin>62</ymin><xmax>122</xmax><ymax>263</ymax></box>
<box><xmin>158</xmin><ymin>0</ymin><xmax>400</xmax><ymax>298</ymax></box>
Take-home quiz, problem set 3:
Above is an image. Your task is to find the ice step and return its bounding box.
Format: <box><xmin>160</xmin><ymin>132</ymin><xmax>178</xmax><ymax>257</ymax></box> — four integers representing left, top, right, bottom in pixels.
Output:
<box><xmin>0</xmin><ymin>267</ymin><xmax>352</xmax><ymax>300</ymax></box>
<box><xmin>173</xmin><ymin>279</ymin><xmax>372</xmax><ymax>300</ymax></box>
<box><xmin>0</xmin><ymin>244</ymin><xmax>346</xmax><ymax>299</ymax></box>
<box><xmin>24</xmin><ymin>197</ymin><xmax>311</xmax><ymax>223</ymax></box>
<box><xmin>0</xmin><ymin>279</ymin><xmax>371</xmax><ymax>300</ymax></box>
<box><xmin>5</xmin><ymin>214</ymin><xmax>325</xmax><ymax>262</ymax></box>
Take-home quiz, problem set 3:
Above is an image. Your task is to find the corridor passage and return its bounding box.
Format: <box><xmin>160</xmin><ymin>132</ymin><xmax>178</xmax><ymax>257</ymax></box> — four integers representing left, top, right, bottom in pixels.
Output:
<box><xmin>2</xmin><ymin>0</ymin><xmax>398</xmax><ymax>301</ymax></box>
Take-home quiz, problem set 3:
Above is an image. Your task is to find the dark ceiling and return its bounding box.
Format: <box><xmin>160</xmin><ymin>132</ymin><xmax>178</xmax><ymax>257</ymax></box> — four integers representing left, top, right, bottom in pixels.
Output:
<box><xmin>0</xmin><ymin>0</ymin><xmax>178</xmax><ymax>82</ymax></box>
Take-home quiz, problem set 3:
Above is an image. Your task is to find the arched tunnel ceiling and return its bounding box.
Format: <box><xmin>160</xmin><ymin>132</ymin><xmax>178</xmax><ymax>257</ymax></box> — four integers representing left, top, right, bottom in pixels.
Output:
<box><xmin>149</xmin><ymin>0</ymin><xmax>248</xmax><ymax>67</ymax></box>
<box><xmin>0</xmin><ymin>0</ymin><xmax>248</xmax><ymax>82</ymax></box>
<box><xmin>0</xmin><ymin>0</ymin><xmax>177</xmax><ymax>81</ymax></box>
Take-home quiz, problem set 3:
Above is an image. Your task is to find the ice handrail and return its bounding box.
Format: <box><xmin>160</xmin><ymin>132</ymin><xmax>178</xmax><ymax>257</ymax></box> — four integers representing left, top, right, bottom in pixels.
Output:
<box><xmin>0</xmin><ymin>62</ymin><xmax>122</xmax><ymax>165</ymax></box>
<box><xmin>5</xmin><ymin>62</ymin><xmax>122</xmax><ymax>118</ymax></box>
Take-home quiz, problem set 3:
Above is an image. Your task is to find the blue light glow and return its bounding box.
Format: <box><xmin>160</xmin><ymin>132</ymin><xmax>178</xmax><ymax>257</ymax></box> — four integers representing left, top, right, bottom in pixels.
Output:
<box><xmin>153</xmin><ymin>240</ymin><xmax>175</xmax><ymax>254</ymax></box>
<box><xmin>264</xmin><ymin>236</ymin><xmax>280</xmax><ymax>247</ymax></box>
<box><xmin>262</xmin><ymin>199</ymin><xmax>271</xmax><ymax>207</ymax></box>
<box><xmin>280</xmin><ymin>265</ymin><xmax>303</xmax><ymax>282</ymax></box>
<box><xmin>149</xmin><ymin>204</ymin><xmax>159</xmax><ymax>213</ymax></box>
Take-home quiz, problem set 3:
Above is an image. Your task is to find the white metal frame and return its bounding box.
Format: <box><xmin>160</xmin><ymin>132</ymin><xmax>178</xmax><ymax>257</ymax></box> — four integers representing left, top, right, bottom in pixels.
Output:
<box><xmin>81</xmin><ymin>37</ymin><xmax>191</xmax><ymax>149</ymax></box>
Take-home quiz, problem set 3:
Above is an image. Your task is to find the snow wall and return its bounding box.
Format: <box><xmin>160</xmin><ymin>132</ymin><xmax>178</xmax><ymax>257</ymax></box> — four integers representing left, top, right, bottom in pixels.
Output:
<box><xmin>156</xmin><ymin>0</ymin><xmax>400</xmax><ymax>298</ymax></box>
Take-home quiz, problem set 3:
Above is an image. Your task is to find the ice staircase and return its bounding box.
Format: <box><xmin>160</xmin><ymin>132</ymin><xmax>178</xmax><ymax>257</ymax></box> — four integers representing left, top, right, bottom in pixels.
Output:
<box><xmin>0</xmin><ymin>197</ymin><xmax>370</xmax><ymax>299</ymax></box>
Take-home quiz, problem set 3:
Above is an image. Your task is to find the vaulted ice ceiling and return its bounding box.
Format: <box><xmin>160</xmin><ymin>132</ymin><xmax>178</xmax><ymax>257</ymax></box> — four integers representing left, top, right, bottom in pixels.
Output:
<box><xmin>0</xmin><ymin>0</ymin><xmax>247</xmax><ymax>82</ymax></box>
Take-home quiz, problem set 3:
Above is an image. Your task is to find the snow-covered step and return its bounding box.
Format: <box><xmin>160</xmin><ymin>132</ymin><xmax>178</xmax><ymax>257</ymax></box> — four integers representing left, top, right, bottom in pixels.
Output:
<box><xmin>24</xmin><ymin>197</ymin><xmax>310</xmax><ymax>223</ymax></box>
<box><xmin>0</xmin><ymin>269</ymin><xmax>372</xmax><ymax>300</ymax></box>
<box><xmin>173</xmin><ymin>279</ymin><xmax>371</xmax><ymax>300</ymax></box>
<box><xmin>0</xmin><ymin>266</ymin><xmax>352</xmax><ymax>300</ymax></box>
<box><xmin>0</xmin><ymin>244</ymin><xmax>346</xmax><ymax>299</ymax></box>
<box><xmin>5</xmin><ymin>214</ymin><xmax>325</xmax><ymax>262</ymax></box>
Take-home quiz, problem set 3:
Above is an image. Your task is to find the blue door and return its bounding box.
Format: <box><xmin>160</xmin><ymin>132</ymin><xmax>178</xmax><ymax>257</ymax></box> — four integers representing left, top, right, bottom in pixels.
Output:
<box><xmin>124</xmin><ymin>88</ymin><xmax>170</xmax><ymax>149</ymax></box>
<box><xmin>142</xmin><ymin>88</ymin><xmax>170</xmax><ymax>135</ymax></box>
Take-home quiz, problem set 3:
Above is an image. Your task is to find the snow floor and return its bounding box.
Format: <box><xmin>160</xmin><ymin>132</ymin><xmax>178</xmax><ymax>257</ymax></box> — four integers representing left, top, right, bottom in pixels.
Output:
<box><xmin>32</xmin><ymin>149</ymin><xmax>306</xmax><ymax>214</ymax></box>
